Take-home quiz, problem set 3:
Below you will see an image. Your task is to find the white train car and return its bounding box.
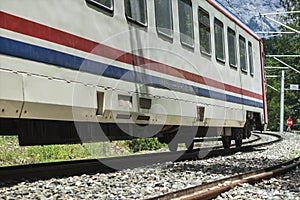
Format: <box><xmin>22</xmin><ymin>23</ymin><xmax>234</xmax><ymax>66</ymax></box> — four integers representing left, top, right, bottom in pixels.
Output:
<box><xmin>0</xmin><ymin>0</ymin><xmax>267</xmax><ymax>149</ymax></box>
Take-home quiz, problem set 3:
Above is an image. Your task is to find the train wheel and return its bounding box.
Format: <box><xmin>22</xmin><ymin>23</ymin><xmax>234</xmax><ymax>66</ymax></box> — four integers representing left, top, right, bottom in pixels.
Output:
<box><xmin>235</xmin><ymin>138</ymin><xmax>242</xmax><ymax>147</ymax></box>
<box><xmin>234</xmin><ymin>134</ymin><xmax>243</xmax><ymax>147</ymax></box>
<box><xmin>222</xmin><ymin>136</ymin><xmax>231</xmax><ymax>149</ymax></box>
<box><xmin>233</xmin><ymin>129</ymin><xmax>243</xmax><ymax>148</ymax></box>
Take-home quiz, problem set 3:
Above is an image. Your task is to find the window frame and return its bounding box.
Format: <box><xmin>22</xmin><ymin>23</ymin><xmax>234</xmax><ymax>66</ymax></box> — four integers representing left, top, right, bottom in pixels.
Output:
<box><xmin>154</xmin><ymin>0</ymin><xmax>173</xmax><ymax>39</ymax></box>
<box><xmin>178</xmin><ymin>0</ymin><xmax>194</xmax><ymax>48</ymax></box>
<box><xmin>239</xmin><ymin>35</ymin><xmax>248</xmax><ymax>73</ymax></box>
<box><xmin>214</xmin><ymin>18</ymin><xmax>225</xmax><ymax>63</ymax></box>
<box><xmin>124</xmin><ymin>0</ymin><xmax>148</xmax><ymax>27</ymax></box>
<box><xmin>248</xmin><ymin>41</ymin><xmax>254</xmax><ymax>76</ymax></box>
<box><xmin>198</xmin><ymin>7</ymin><xmax>211</xmax><ymax>56</ymax></box>
<box><xmin>86</xmin><ymin>0</ymin><xmax>114</xmax><ymax>12</ymax></box>
<box><xmin>227</xmin><ymin>27</ymin><xmax>237</xmax><ymax>68</ymax></box>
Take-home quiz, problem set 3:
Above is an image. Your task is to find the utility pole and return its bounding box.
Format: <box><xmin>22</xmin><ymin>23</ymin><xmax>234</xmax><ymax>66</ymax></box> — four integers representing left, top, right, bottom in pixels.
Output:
<box><xmin>257</xmin><ymin>9</ymin><xmax>300</xmax><ymax>133</ymax></box>
<box><xmin>280</xmin><ymin>70</ymin><xmax>285</xmax><ymax>134</ymax></box>
<box><xmin>266</xmin><ymin>56</ymin><xmax>300</xmax><ymax>133</ymax></box>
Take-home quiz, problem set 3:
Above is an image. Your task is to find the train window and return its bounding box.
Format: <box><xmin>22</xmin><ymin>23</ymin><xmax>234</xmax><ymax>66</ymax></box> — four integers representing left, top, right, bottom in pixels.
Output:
<box><xmin>248</xmin><ymin>42</ymin><xmax>254</xmax><ymax>76</ymax></box>
<box><xmin>124</xmin><ymin>0</ymin><xmax>147</xmax><ymax>26</ymax></box>
<box><xmin>178</xmin><ymin>0</ymin><xmax>194</xmax><ymax>47</ymax></box>
<box><xmin>214</xmin><ymin>18</ymin><xmax>225</xmax><ymax>62</ymax></box>
<box><xmin>198</xmin><ymin>7</ymin><xmax>211</xmax><ymax>55</ymax></box>
<box><xmin>86</xmin><ymin>0</ymin><xmax>113</xmax><ymax>12</ymax></box>
<box><xmin>155</xmin><ymin>0</ymin><xmax>173</xmax><ymax>38</ymax></box>
<box><xmin>239</xmin><ymin>35</ymin><xmax>247</xmax><ymax>72</ymax></box>
<box><xmin>227</xmin><ymin>28</ymin><xmax>237</xmax><ymax>67</ymax></box>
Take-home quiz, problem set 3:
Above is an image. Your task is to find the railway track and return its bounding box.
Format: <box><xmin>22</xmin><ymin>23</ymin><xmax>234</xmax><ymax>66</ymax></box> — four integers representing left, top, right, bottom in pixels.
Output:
<box><xmin>0</xmin><ymin>132</ymin><xmax>281</xmax><ymax>184</ymax></box>
<box><xmin>148</xmin><ymin>156</ymin><xmax>300</xmax><ymax>200</ymax></box>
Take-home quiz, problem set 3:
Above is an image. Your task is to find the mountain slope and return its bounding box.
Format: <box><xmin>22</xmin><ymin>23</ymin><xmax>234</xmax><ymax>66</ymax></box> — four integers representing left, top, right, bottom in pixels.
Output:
<box><xmin>216</xmin><ymin>0</ymin><xmax>285</xmax><ymax>32</ymax></box>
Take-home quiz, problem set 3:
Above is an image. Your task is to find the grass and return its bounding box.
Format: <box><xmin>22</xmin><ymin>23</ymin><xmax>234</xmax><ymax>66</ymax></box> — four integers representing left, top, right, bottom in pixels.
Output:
<box><xmin>287</xmin><ymin>132</ymin><xmax>300</xmax><ymax>160</ymax></box>
<box><xmin>0</xmin><ymin>136</ymin><xmax>166</xmax><ymax>166</ymax></box>
<box><xmin>0</xmin><ymin>136</ymin><xmax>130</xmax><ymax>167</ymax></box>
<box><xmin>289</xmin><ymin>149</ymin><xmax>300</xmax><ymax>160</ymax></box>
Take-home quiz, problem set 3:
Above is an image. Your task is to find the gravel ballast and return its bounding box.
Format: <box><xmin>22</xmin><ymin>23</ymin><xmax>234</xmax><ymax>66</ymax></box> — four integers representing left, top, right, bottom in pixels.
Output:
<box><xmin>0</xmin><ymin>132</ymin><xmax>299</xmax><ymax>199</ymax></box>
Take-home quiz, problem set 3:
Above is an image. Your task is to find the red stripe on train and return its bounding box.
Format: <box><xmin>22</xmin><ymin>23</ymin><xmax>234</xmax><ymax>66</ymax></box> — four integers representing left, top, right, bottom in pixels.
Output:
<box><xmin>0</xmin><ymin>11</ymin><xmax>263</xmax><ymax>100</ymax></box>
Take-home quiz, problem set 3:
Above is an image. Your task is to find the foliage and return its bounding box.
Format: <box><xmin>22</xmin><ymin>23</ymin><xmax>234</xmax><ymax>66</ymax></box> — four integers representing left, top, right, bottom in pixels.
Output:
<box><xmin>125</xmin><ymin>138</ymin><xmax>165</xmax><ymax>153</ymax></box>
<box><xmin>263</xmin><ymin>0</ymin><xmax>300</xmax><ymax>130</ymax></box>
<box><xmin>0</xmin><ymin>136</ymin><xmax>91</xmax><ymax>166</ymax></box>
<box><xmin>289</xmin><ymin>149</ymin><xmax>300</xmax><ymax>159</ymax></box>
<box><xmin>280</xmin><ymin>0</ymin><xmax>300</xmax><ymax>18</ymax></box>
<box><xmin>0</xmin><ymin>135</ymin><xmax>165</xmax><ymax>166</ymax></box>
<box><xmin>0</xmin><ymin>136</ymin><xmax>130</xmax><ymax>166</ymax></box>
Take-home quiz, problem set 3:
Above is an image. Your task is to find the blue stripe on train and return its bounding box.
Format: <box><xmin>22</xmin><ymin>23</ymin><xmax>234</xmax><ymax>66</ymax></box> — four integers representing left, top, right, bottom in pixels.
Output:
<box><xmin>0</xmin><ymin>37</ymin><xmax>263</xmax><ymax>108</ymax></box>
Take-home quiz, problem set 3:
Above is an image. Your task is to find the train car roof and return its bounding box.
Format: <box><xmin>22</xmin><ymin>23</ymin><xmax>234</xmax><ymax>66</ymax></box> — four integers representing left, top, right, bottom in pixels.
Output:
<box><xmin>207</xmin><ymin>0</ymin><xmax>261</xmax><ymax>41</ymax></box>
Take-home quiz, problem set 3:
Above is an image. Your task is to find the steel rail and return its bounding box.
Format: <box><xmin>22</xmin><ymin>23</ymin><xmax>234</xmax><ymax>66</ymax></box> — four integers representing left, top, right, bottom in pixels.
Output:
<box><xmin>192</xmin><ymin>133</ymin><xmax>260</xmax><ymax>144</ymax></box>
<box><xmin>148</xmin><ymin>156</ymin><xmax>300</xmax><ymax>200</ymax></box>
<box><xmin>0</xmin><ymin>132</ymin><xmax>279</xmax><ymax>184</ymax></box>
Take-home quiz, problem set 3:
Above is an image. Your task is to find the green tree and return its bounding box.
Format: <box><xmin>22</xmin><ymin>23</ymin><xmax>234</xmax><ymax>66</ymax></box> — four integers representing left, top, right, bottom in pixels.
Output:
<box><xmin>264</xmin><ymin>0</ymin><xmax>300</xmax><ymax>130</ymax></box>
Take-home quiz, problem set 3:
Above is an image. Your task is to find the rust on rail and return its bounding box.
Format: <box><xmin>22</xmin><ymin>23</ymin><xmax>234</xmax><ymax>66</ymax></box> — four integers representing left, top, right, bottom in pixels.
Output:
<box><xmin>149</xmin><ymin>156</ymin><xmax>300</xmax><ymax>200</ymax></box>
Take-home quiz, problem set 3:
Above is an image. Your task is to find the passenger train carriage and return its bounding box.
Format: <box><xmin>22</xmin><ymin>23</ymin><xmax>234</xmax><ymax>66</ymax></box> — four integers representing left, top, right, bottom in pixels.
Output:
<box><xmin>0</xmin><ymin>0</ymin><xmax>267</xmax><ymax>150</ymax></box>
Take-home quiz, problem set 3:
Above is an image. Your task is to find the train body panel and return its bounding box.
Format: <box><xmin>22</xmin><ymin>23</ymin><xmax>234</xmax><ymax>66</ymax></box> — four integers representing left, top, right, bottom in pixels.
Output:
<box><xmin>0</xmin><ymin>0</ymin><xmax>267</xmax><ymax>145</ymax></box>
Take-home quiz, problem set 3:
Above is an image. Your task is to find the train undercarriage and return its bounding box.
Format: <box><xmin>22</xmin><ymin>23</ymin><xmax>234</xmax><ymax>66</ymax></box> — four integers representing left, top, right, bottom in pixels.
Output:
<box><xmin>0</xmin><ymin>111</ymin><xmax>263</xmax><ymax>150</ymax></box>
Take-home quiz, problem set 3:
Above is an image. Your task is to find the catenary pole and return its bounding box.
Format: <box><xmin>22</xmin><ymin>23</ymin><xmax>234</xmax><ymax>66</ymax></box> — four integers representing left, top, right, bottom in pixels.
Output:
<box><xmin>280</xmin><ymin>70</ymin><xmax>285</xmax><ymax>134</ymax></box>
